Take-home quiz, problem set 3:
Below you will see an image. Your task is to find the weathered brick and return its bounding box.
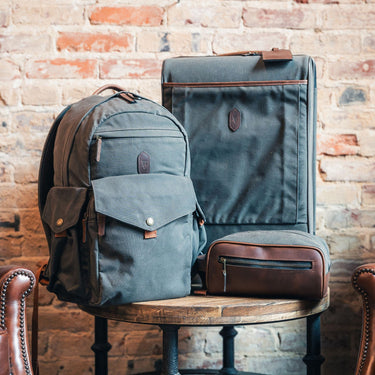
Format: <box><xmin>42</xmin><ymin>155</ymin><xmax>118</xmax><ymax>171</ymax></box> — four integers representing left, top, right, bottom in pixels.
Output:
<box><xmin>338</xmin><ymin>87</ymin><xmax>367</xmax><ymax>106</ymax></box>
<box><xmin>0</xmin><ymin>86</ymin><xmax>20</xmax><ymax>106</ymax></box>
<box><xmin>244</xmin><ymin>355</ymin><xmax>305</xmax><ymax>375</ymax></box>
<box><xmin>168</xmin><ymin>3</ymin><xmax>241</xmax><ymax>28</ymax></box>
<box><xmin>137</xmin><ymin>31</ymin><xmax>206</xmax><ymax>54</ymax></box>
<box><xmin>243</xmin><ymin>7</ymin><xmax>316</xmax><ymax>29</ymax></box>
<box><xmin>0</xmin><ymin>7</ymin><xmax>10</xmax><ymax>27</ymax></box>
<box><xmin>317</xmin><ymin>133</ymin><xmax>359</xmax><ymax>156</ymax></box>
<box><xmin>0</xmin><ymin>184</ymin><xmax>16</xmax><ymax>208</ymax></box>
<box><xmin>14</xmin><ymin>184</ymin><xmax>38</xmax><ymax>209</ymax></box>
<box><xmin>320</xmin><ymin>109</ymin><xmax>375</xmax><ymax>131</ymax></box>
<box><xmin>363</xmin><ymin>33</ymin><xmax>375</xmax><ymax>52</ymax></box>
<box><xmin>20</xmin><ymin>208</ymin><xmax>44</xmax><ymax>233</ymax></box>
<box><xmin>323</xmin><ymin>6</ymin><xmax>375</xmax><ymax>29</ymax></box>
<box><xmin>62</xmin><ymin>83</ymin><xmax>97</xmax><ymax>105</ymax></box>
<box><xmin>212</xmin><ymin>32</ymin><xmax>288</xmax><ymax>54</ymax></box>
<box><xmin>0</xmin><ymin>234</ymin><xmax>23</xmax><ymax>258</ymax></box>
<box><xmin>38</xmin><ymin>306</ymin><xmax>93</xmax><ymax>332</ymax></box>
<box><xmin>39</xmin><ymin>357</ymin><xmax>94</xmax><ymax>375</ymax></box>
<box><xmin>12</xmin><ymin>4</ymin><xmax>84</xmax><ymax>25</ymax></box>
<box><xmin>100</xmin><ymin>59</ymin><xmax>162</xmax><ymax>79</ymax></box>
<box><xmin>291</xmin><ymin>31</ymin><xmax>361</xmax><ymax>56</ymax></box>
<box><xmin>325</xmin><ymin>233</ymin><xmax>366</xmax><ymax>257</ymax></box>
<box><xmin>279</xmin><ymin>329</ymin><xmax>306</xmax><ymax>352</ymax></box>
<box><xmin>324</xmin><ymin>207</ymin><xmax>375</xmax><ymax>229</ymax></box>
<box><xmin>47</xmin><ymin>332</ymin><xmax>94</xmax><ymax>359</ymax></box>
<box><xmin>320</xmin><ymin>157</ymin><xmax>375</xmax><ymax>182</ymax></box>
<box><xmin>0</xmin><ymin>33</ymin><xmax>51</xmax><ymax>53</ymax></box>
<box><xmin>0</xmin><ymin>161</ymin><xmax>13</xmax><ymax>182</ymax></box>
<box><xmin>22</xmin><ymin>81</ymin><xmax>60</xmax><ymax>106</ymax></box>
<box><xmin>112</xmin><ymin>356</ymin><xmax>160</xmax><ymax>375</ymax></box>
<box><xmin>13</xmin><ymin>159</ymin><xmax>39</xmax><ymax>183</ymax></box>
<box><xmin>362</xmin><ymin>184</ymin><xmax>375</xmax><ymax>206</ymax></box>
<box><xmin>125</xmin><ymin>331</ymin><xmax>162</xmax><ymax>356</ymax></box>
<box><xmin>179</xmin><ymin>327</ymin><xmax>206</xmax><ymax>354</ymax></box>
<box><xmin>89</xmin><ymin>6</ymin><xmax>163</xmax><ymax>26</ymax></box>
<box><xmin>329</xmin><ymin>59</ymin><xmax>375</xmax><ymax>80</ymax></box>
<box><xmin>13</xmin><ymin>111</ymin><xmax>54</xmax><ymax>133</ymax></box>
<box><xmin>358</xmin><ymin>130</ymin><xmax>375</xmax><ymax>156</ymax></box>
<box><xmin>57</xmin><ymin>32</ymin><xmax>134</xmax><ymax>53</ymax></box>
<box><xmin>26</xmin><ymin>58</ymin><xmax>97</xmax><ymax>79</ymax></box>
<box><xmin>0</xmin><ymin>59</ymin><xmax>20</xmax><ymax>80</ymax></box>
<box><xmin>317</xmin><ymin>183</ymin><xmax>359</xmax><ymax>206</ymax></box>
<box><xmin>237</xmin><ymin>326</ymin><xmax>277</xmax><ymax>353</ymax></box>
<box><xmin>21</xmin><ymin>233</ymin><xmax>49</xmax><ymax>257</ymax></box>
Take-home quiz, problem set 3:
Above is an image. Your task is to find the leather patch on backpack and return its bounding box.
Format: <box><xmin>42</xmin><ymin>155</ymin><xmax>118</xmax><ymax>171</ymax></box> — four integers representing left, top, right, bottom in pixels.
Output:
<box><xmin>138</xmin><ymin>151</ymin><xmax>151</xmax><ymax>174</ymax></box>
<box><xmin>228</xmin><ymin>108</ymin><xmax>241</xmax><ymax>132</ymax></box>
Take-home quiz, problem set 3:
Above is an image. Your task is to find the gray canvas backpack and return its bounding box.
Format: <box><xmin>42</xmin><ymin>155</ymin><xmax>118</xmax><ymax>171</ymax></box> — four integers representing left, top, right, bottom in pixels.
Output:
<box><xmin>38</xmin><ymin>85</ymin><xmax>206</xmax><ymax>306</ymax></box>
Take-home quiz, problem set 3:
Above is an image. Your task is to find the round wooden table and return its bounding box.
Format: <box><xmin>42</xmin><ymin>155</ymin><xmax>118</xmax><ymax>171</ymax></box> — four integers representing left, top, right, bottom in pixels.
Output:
<box><xmin>81</xmin><ymin>293</ymin><xmax>329</xmax><ymax>375</ymax></box>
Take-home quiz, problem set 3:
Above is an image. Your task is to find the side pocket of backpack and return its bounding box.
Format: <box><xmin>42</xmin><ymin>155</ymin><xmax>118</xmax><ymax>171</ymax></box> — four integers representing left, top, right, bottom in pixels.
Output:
<box><xmin>192</xmin><ymin>202</ymin><xmax>207</xmax><ymax>264</ymax></box>
<box><xmin>42</xmin><ymin>186</ymin><xmax>89</xmax><ymax>303</ymax></box>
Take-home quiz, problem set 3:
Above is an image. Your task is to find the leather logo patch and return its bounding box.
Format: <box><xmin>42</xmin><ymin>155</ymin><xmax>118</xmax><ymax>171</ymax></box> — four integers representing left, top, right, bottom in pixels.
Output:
<box><xmin>137</xmin><ymin>151</ymin><xmax>150</xmax><ymax>174</ymax></box>
<box><xmin>228</xmin><ymin>108</ymin><xmax>241</xmax><ymax>132</ymax></box>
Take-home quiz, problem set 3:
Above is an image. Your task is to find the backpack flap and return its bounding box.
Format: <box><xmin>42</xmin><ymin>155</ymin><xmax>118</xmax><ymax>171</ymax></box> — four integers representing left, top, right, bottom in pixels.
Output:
<box><xmin>91</xmin><ymin>173</ymin><xmax>197</xmax><ymax>235</ymax></box>
<box><xmin>89</xmin><ymin>173</ymin><xmax>205</xmax><ymax>305</ymax></box>
<box><xmin>41</xmin><ymin>186</ymin><xmax>88</xmax><ymax>301</ymax></box>
<box><xmin>42</xmin><ymin>187</ymin><xmax>88</xmax><ymax>234</ymax></box>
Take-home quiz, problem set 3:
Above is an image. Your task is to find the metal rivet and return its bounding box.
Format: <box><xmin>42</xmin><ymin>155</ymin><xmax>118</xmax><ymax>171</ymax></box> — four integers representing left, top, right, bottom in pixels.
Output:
<box><xmin>56</xmin><ymin>218</ymin><xmax>64</xmax><ymax>226</ymax></box>
<box><xmin>146</xmin><ymin>217</ymin><xmax>154</xmax><ymax>226</ymax></box>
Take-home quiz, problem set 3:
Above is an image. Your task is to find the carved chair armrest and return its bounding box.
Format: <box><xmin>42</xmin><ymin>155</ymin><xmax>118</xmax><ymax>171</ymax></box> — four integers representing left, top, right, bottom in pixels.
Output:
<box><xmin>0</xmin><ymin>266</ymin><xmax>36</xmax><ymax>375</ymax></box>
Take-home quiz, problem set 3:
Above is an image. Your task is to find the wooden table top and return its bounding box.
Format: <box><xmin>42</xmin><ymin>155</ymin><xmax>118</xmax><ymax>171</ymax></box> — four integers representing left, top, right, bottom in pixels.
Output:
<box><xmin>80</xmin><ymin>291</ymin><xmax>329</xmax><ymax>326</ymax></box>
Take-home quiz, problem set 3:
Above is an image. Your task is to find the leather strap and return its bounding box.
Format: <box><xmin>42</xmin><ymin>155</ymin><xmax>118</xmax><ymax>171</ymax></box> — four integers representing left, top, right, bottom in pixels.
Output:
<box><xmin>92</xmin><ymin>84</ymin><xmax>135</xmax><ymax>103</ymax></box>
<box><xmin>218</xmin><ymin>48</ymin><xmax>293</xmax><ymax>62</ymax></box>
<box><xmin>32</xmin><ymin>263</ymin><xmax>48</xmax><ymax>375</ymax></box>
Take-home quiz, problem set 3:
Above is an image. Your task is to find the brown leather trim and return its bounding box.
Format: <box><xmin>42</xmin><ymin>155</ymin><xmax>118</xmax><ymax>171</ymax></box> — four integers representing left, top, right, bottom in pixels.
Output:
<box><xmin>163</xmin><ymin>80</ymin><xmax>307</xmax><ymax>88</ymax></box>
<box><xmin>206</xmin><ymin>240</ymin><xmax>327</xmax><ymax>299</ymax></box>
<box><xmin>262</xmin><ymin>49</ymin><xmax>293</xmax><ymax>61</ymax></box>
<box><xmin>228</xmin><ymin>108</ymin><xmax>241</xmax><ymax>132</ymax></box>
<box><xmin>97</xmin><ymin>213</ymin><xmax>106</xmax><ymax>237</ymax></box>
<box><xmin>144</xmin><ymin>230</ymin><xmax>157</xmax><ymax>239</ymax></box>
<box><xmin>207</xmin><ymin>240</ymin><xmax>326</xmax><ymax>274</ymax></box>
<box><xmin>82</xmin><ymin>217</ymin><xmax>87</xmax><ymax>243</ymax></box>
<box><xmin>54</xmin><ymin>230</ymin><xmax>67</xmax><ymax>238</ymax></box>
<box><xmin>137</xmin><ymin>151</ymin><xmax>151</xmax><ymax>174</ymax></box>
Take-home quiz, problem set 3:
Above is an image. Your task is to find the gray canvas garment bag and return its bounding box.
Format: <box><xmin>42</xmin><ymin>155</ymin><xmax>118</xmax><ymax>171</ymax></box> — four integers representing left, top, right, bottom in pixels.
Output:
<box><xmin>38</xmin><ymin>85</ymin><xmax>206</xmax><ymax>306</ymax></box>
<box><xmin>162</xmin><ymin>50</ymin><xmax>331</xmax><ymax>300</ymax></box>
<box><xmin>162</xmin><ymin>50</ymin><xmax>317</xmax><ymax>246</ymax></box>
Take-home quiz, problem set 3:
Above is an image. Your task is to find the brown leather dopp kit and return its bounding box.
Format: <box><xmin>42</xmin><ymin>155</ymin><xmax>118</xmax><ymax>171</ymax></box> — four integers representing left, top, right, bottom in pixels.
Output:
<box><xmin>197</xmin><ymin>232</ymin><xmax>330</xmax><ymax>300</ymax></box>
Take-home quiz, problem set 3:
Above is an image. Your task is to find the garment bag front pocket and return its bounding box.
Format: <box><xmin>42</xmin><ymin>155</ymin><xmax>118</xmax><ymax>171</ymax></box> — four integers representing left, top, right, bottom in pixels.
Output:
<box><xmin>168</xmin><ymin>81</ymin><xmax>308</xmax><ymax>226</ymax></box>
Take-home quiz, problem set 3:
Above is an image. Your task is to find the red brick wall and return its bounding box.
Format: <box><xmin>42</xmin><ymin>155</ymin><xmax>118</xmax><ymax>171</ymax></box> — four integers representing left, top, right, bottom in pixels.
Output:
<box><xmin>1</xmin><ymin>1</ymin><xmax>374</xmax><ymax>374</ymax></box>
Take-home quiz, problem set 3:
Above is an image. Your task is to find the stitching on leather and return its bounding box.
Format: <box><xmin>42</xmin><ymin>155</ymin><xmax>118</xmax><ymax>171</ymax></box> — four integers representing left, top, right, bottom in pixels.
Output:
<box><xmin>352</xmin><ymin>268</ymin><xmax>374</xmax><ymax>375</ymax></box>
<box><xmin>0</xmin><ymin>270</ymin><xmax>35</xmax><ymax>375</ymax></box>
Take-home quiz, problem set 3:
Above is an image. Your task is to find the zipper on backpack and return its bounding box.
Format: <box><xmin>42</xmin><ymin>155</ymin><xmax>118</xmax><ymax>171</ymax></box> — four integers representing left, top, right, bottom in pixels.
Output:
<box><xmin>93</xmin><ymin>130</ymin><xmax>183</xmax><ymax>163</ymax></box>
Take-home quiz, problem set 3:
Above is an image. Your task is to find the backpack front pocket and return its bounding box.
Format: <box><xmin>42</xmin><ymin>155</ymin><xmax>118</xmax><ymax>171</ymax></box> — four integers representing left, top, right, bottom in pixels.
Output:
<box><xmin>167</xmin><ymin>81</ymin><xmax>308</xmax><ymax>227</ymax></box>
<box><xmin>89</xmin><ymin>173</ymin><xmax>205</xmax><ymax>305</ymax></box>
<box><xmin>42</xmin><ymin>186</ymin><xmax>89</xmax><ymax>302</ymax></box>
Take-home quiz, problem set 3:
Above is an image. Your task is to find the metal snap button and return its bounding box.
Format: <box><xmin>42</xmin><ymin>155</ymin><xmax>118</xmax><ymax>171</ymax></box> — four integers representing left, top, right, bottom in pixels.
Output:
<box><xmin>146</xmin><ymin>217</ymin><xmax>154</xmax><ymax>226</ymax></box>
<box><xmin>56</xmin><ymin>218</ymin><xmax>64</xmax><ymax>226</ymax></box>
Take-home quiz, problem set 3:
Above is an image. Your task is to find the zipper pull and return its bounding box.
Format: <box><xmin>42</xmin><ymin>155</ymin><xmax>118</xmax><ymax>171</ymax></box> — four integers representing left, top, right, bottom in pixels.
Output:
<box><xmin>96</xmin><ymin>136</ymin><xmax>102</xmax><ymax>162</ymax></box>
<box><xmin>221</xmin><ymin>257</ymin><xmax>227</xmax><ymax>293</ymax></box>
